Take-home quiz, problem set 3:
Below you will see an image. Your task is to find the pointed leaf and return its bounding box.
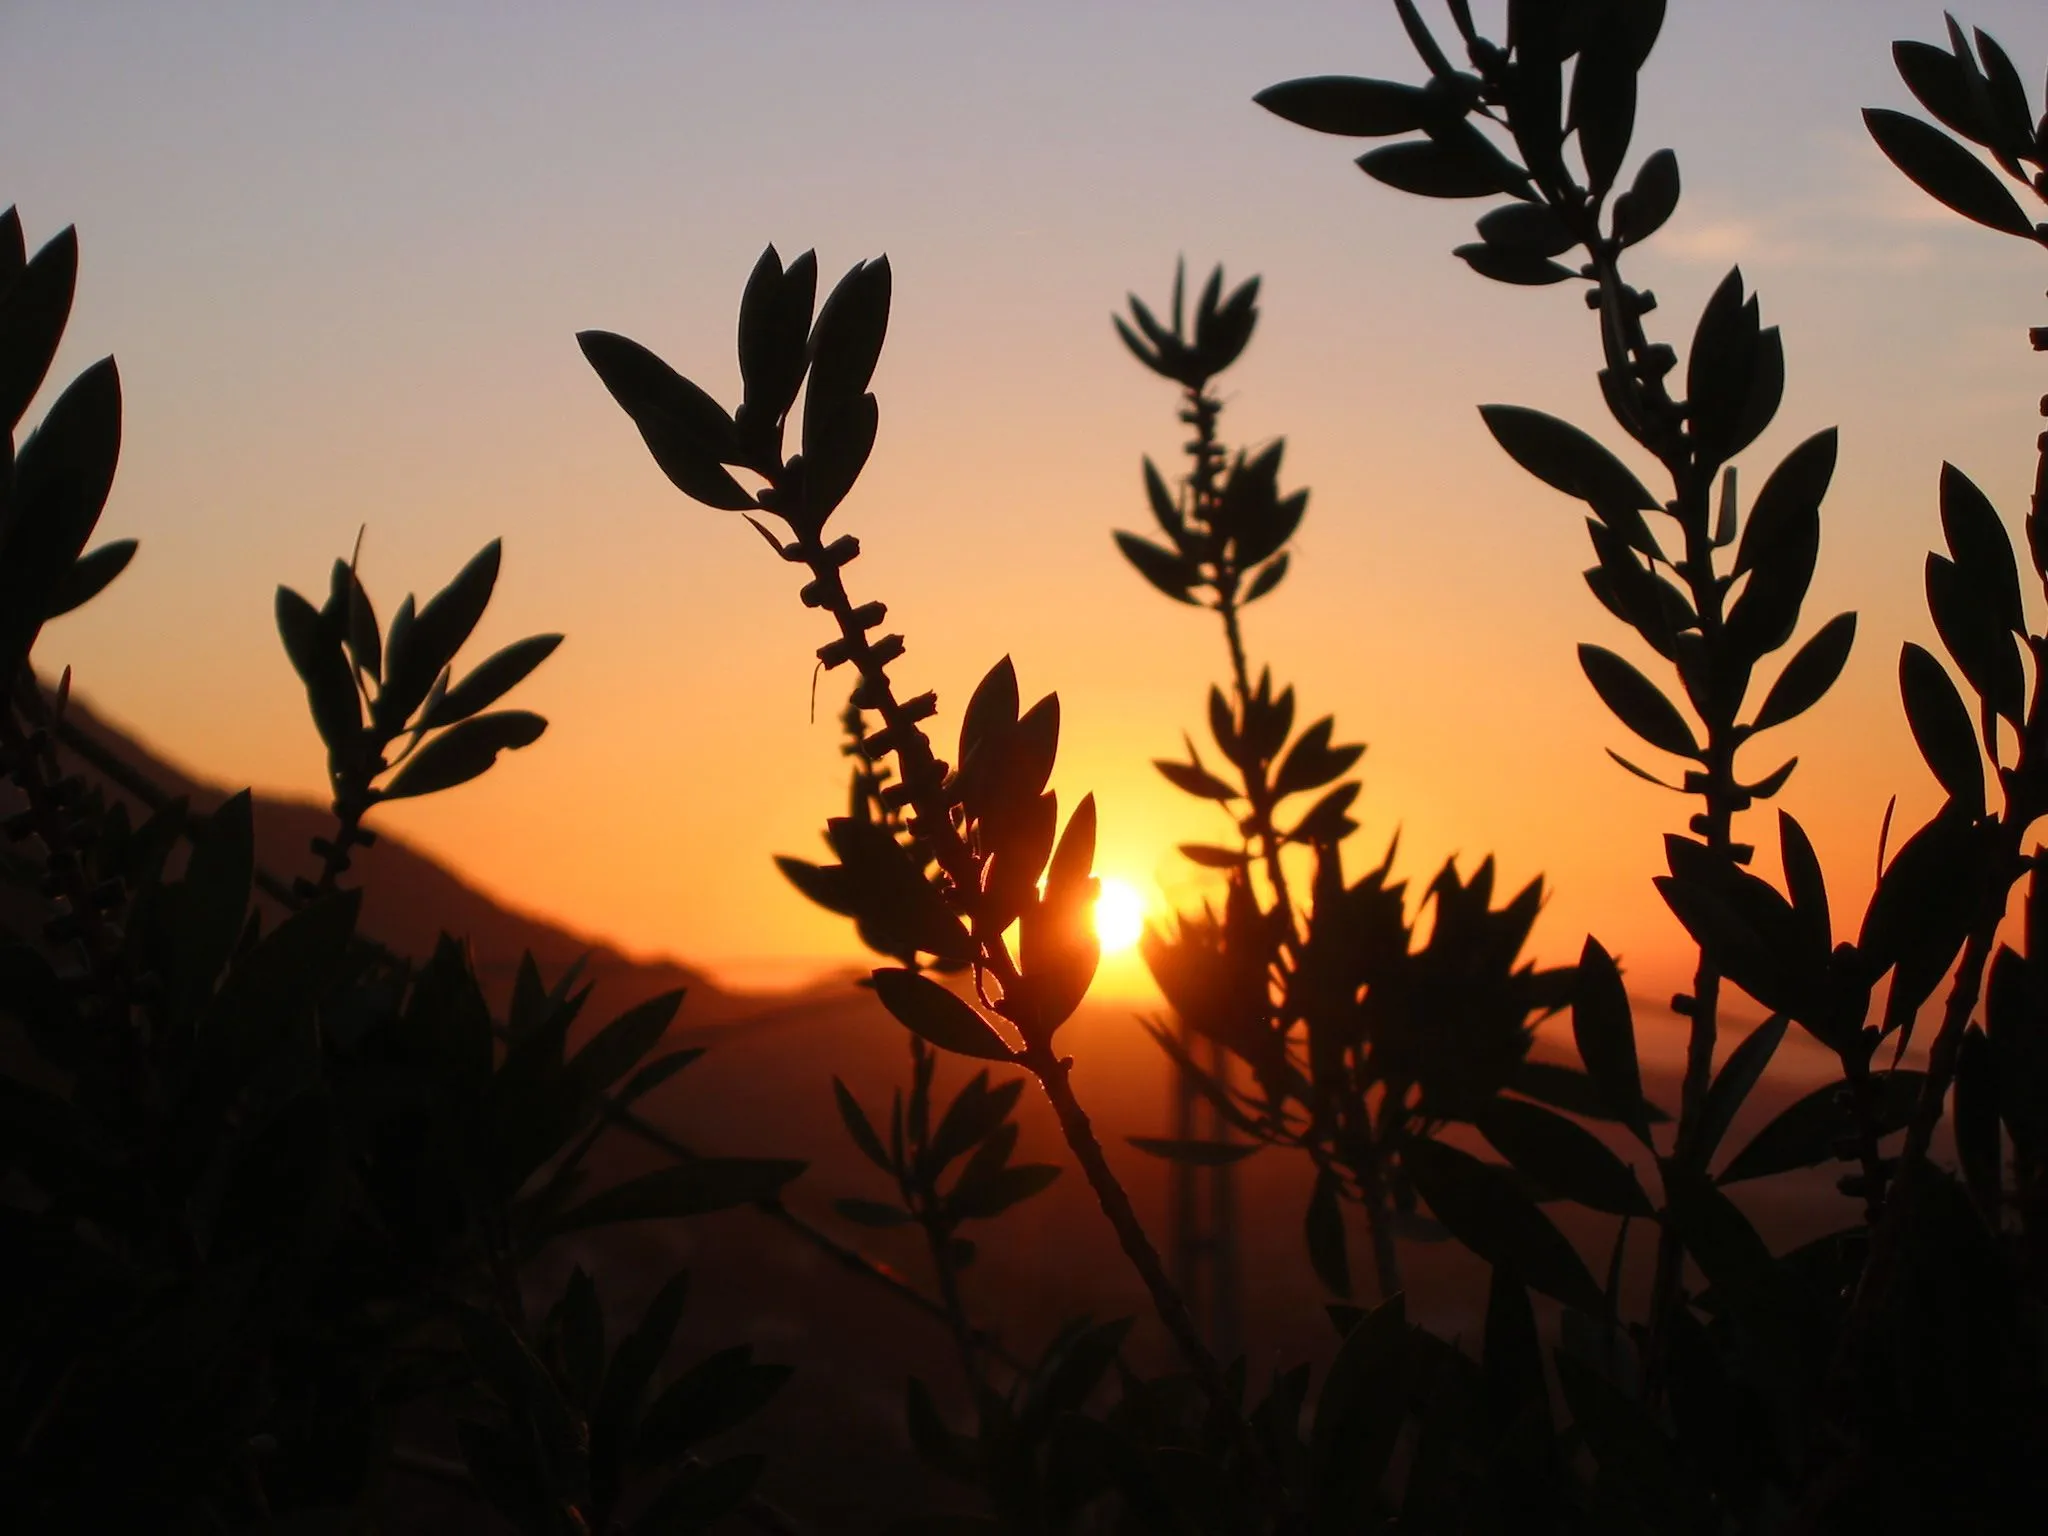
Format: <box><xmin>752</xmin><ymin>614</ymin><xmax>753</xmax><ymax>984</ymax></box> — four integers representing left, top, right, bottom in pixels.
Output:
<box><xmin>1404</xmin><ymin>1139</ymin><xmax>1603</xmax><ymax>1311</ymax></box>
<box><xmin>871</xmin><ymin>968</ymin><xmax>1016</xmax><ymax>1061</ymax></box>
<box><xmin>1864</xmin><ymin>108</ymin><xmax>2037</xmax><ymax>237</ymax></box>
<box><xmin>1572</xmin><ymin>938</ymin><xmax>1649</xmax><ymax>1144</ymax></box>
<box><xmin>1128</xmin><ymin>1136</ymin><xmax>1260</xmax><ymax>1166</ymax></box>
<box><xmin>1475</xmin><ymin>1098</ymin><xmax>1653</xmax><ymax>1216</ymax></box>
<box><xmin>1751</xmin><ymin>612</ymin><xmax>1855</xmax><ymax>730</ymax></box>
<box><xmin>1254</xmin><ymin>76</ymin><xmax>1429</xmax><ymax>136</ymax></box>
<box><xmin>1579</xmin><ymin>644</ymin><xmax>1699</xmax><ymax>757</ymax></box>
<box><xmin>1899</xmin><ymin>643</ymin><xmax>1984</xmax><ymax>814</ymax></box>
<box><xmin>382</xmin><ymin>710</ymin><xmax>547</xmax><ymax>800</ymax></box>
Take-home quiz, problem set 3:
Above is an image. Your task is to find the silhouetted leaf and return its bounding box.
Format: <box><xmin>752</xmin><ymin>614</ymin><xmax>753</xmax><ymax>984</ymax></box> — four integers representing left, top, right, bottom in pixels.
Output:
<box><xmin>1254</xmin><ymin>76</ymin><xmax>1429</xmax><ymax>136</ymax></box>
<box><xmin>1779</xmin><ymin>810</ymin><xmax>1832</xmax><ymax>957</ymax></box>
<box><xmin>1927</xmin><ymin>554</ymin><xmax>2024</xmax><ymax>727</ymax></box>
<box><xmin>638</xmin><ymin>1346</ymin><xmax>790</xmax><ymax>1464</ymax></box>
<box><xmin>551</xmin><ymin>1158</ymin><xmax>803</xmax><ymax>1233</ymax></box>
<box><xmin>806</xmin><ymin>256</ymin><xmax>892</xmax><ymax>420</ymax></box>
<box><xmin>590</xmin><ymin>1272</ymin><xmax>690</xmax><ymax>1509</ymax></box>
<box><xmin>1142</xmin><ymin>457</ymin><xmax>1189</xmax><ymax>549</ymax></box>
<box><xmin>1477</xmin><ymin>200</ymin><xmax>1575</xmax><ymax>256</ymax></box>
<box><xmin>1179</xmin><ymin>843</ymin><xmax>1246</xmax><ymax>870</ymax></box>
<box><xmin>276</xmin><ymin>585</ymin><xmax>362</xmax><ymax>759</ymax></box>
<box><xmin>1455</xmin><ymin>242</ymin><xmax>1573</xmax><ymax>284</ymax></box>
<box><xmin>571</xmin><ymin>989</ymin><xmax>684</xmax><ymax>1101</ymax></box>
<box><xmin>872</xmin><ymin>969</ymin><xmax>1016</xmax><ymax>1061</ymax></box>
<box><xmin>832</xmin><ymin>1197</ymin><xmax>912</xmax><ymax>1229</ymax></box>
<box><xmin>615</xmin><ymin>1049</ymin><xmax>703</xmax><ymax>1115</ymax></box>
<box><xmin>927</xmin><ymin>1074</ymin><xmax>1024</xmax><ymax>1174</ymax></box>
<box><xmin>1572</xmin><ymin>938</ymin><xmax>1650</xmax><ymax>1145</ymax></box>
<box><xmin>1273</xmin><ymin>717</ymin><xmax>1364</xmax><ymax>799</ymax></box>
<box><xmin>1696</xmin><ymin>1015</ymin><xmax>1787</xmax><ymax>1167</ymax></box>
<box><xmin>1899</xmin><ymin>643</ymin><xmax>1984</xmax><ymax>814</ymax></box>
<box><xmin>1893</xmin><ymin>40</ymin><xmax>1994</xmax><ymax>145</ymax></box>
<box><xmin>1939</xmin><ymin>462</ymin><xmax>2025</xmax><ymax>634</ymax></box>
<box><xmin>5</xmin><ymin>357</ymin><xmax>122</xmax><ymax>662</ymax></box>
<box><xmin>422</xmin><ymin>634</ymin><xmax>563</xmax><ymax>729</ymax></box>
<box><xmin>1605</xmin><ymin>748</ymin><xmax>1683</xmax><ymax>790</ymax></box>
<box><xmin>802</xmin><ymin>389</ymin><xmax>879</xmax><ymax>527</ymax></box>
<box><xmin>1570</xmin><ymin>29</ymin><xmax>1637</xmax><ymax>195</ymax></box>
<box><xmin>1154</xmin><ymin>757</ymin><xmax>1238</xmax><ymax>802</ymax></box>
<box><xmin>1725</xmin><ymin>325</ymin><xmax>1786</xmax><ymax>459</ymax></box>
<box><xmin>1288</xmin><ymin>780</ymin><xmax>1361</xmax><ymax>844</ymax></box>
<box><xmin>1479</xmin><ymin>404</ymin><xmax>1661</xmax><ymax>554</ymax></box>
<box><xmin>737</xmin><ymin>244</ymin><xmax>815</xmax><ymax>447</ymax></box>
<box><xmin>0</xmin><ymin>225</ymin><xmax>76</xmax><ymax>432</ymax></box>
<box><xmin>1358</xmin><ymin>133</ymin><xmax>1522</xmax><ymax>199</ymax></box>
<box><xmin>382</xmin><ymin>540</ymin><xmax>504</xmax><ymax>729</ymax></box>
<box><xmin>578</xmin><ymin>330</ymin><xmax>753</xmax><ymax>509</ymax></box>
<box><xmin>834</xmin><ymin>1078</ymin><xmax>894</xmax><ymax>1173</ymax></box>
<box><xmin>1719</xmin><ymin>1070</ymin><xmax>1925</xmax><ymax>1184</ymax></box>
<box><xmin>1475</xmin><ymin>1098</ymin><xmax>1653</xmax><ymax>1216</ymax></box>
<box><xmin>1311</xmin><ymin>1291</ymin><xmax>1409</xmax><ymax>1512</ymax></box>
<box><xmin>1752</xmin><ymin>612</ymin><xmax>1855</xmax><ymax>730</ymax></box>
<box><xmin>1405</xmin><ymin>1139</ymin><xmax>1603</xmax><ymax>1311</ymax></box>
<box><xmin>1243</xmin><ymin>551</ymin><xmax>1290</xmax><ymax>602</ymax></box>
<box><xmin>1686</xmin><ymin>269</ymin><xmax>1764</xmax><ymax>466</ymax></box>
<box><xmin>382</xmin><ymin>710</ymin><xmax>547</xmax><ymax>800</ymax></box>
<box><xmin>1865</xmin><ymin>107</ymin><xmax>2037</xmax><ymax>237</ymax></box>
<box><xmin>43</xmin><ymin>538</ymin><xmax>136</xmax><ymax>620</ymax></box>
<box><xmin>1511</xmin><ymin>1059</ymin><xmax>1668</xmax><ymax>1128</ymax></box>
<box><xmin>1128</xmin><ymin>1137</ymin><xmax>1260</xmax><ymax>1166</ymax></box>
<box><xmin>1613</xmin><ymin>148</ymin><xmax>1680</xmax><ymax>246</ymax></box>
<box><xmin>1969</xmin><ymin>28</ymin><xmax>2037</xmax><ymax>160</ymax></box>
<box><xmin>1115</xmin><ymin>531</ymin><xmax>1202</xmax><ymax>605</ymax></box>
<box><xmin>1579</xmin><ymin>645</ymin><xmax>1699</xmax><ymax>757</ymax></box>
<box><xmin>1727</xmin><ymin>430</ymin><xmax>1835</xmax><ymax>657</ymax></box>
<box><xmin>949</xmin><ymin>1162</ymin><xmax>1059</xmax><ymax>1220</ymax></box>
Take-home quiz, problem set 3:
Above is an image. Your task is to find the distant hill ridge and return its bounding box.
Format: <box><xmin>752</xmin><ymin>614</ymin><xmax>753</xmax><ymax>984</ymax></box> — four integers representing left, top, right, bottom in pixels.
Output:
<box><xmin>40</xmin><ymin>690</ymin><xmax>755</xmax><ymax>1021</ymax></box>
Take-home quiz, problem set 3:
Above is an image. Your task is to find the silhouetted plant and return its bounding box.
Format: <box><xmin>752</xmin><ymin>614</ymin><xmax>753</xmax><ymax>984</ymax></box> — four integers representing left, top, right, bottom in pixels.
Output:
<box><xmin>1116</xmin><ymin>259</ymin><xmax>1584</xmax><ymax>1311</ymax></box>
<box><xmin>274</xmin><ymin>535</ymin><xmax>562</xmax><ymax>896</ymax></box>
<box><xmin>1258</xmin><ymin>3</ymin><xmax>2048</xmax><ymax>1527</ymax></box>
<box><xmin>788</xmin><ymin>699</ymin><xmax>1063</xmax><ymax>1411</ymax></box>
<box><xmin>580</xmin><ymin>247</ymin><xmax>1295</xmax><ymax>1496</ymax></box>
<box><xmin>0</xmin><ymin>205</ymin><xmax>801</xmax><ymax>1532</ymax></box>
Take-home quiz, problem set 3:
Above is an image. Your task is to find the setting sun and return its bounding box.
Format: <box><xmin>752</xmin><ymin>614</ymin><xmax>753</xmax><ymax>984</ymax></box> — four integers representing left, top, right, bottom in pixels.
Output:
<box><xmin>1093</xmin><ymin>877</ymin><xmax>1146</xmax><ymax>954</ymax></box>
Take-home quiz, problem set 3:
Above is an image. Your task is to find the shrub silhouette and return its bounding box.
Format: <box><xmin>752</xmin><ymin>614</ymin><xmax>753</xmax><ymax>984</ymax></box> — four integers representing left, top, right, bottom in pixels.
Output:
<box><xmin>1112</xmin><ymin>258</ymin><xmax>1582</xmax><ymax>1312</ymax></box>
<box><xmin>8</xmin><ymin>4</ymin><xmax>2048</xmax><ymax>1531</ymax></box>
<box><xmin>0</xmin><ymin>214</ymin><xmax>801</xmax><ymax>1531</ymax></box>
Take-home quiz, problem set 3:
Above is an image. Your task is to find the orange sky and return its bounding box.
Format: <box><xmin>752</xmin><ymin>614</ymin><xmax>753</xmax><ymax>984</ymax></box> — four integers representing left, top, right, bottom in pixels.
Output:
<box><xmin>8</xmin><ymin>1</ymin><xmax>2046</xmax><ymax>1005</ymax></box>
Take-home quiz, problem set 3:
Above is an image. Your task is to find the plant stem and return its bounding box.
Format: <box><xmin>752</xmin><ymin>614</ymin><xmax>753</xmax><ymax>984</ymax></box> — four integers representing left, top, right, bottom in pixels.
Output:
<box><xmin>779</xmin><ymin>521</ymin><xmax>1254</xmax><ymax>1450</ymax></box>
<box><xmin>1355</xmin><ymin>1153</ymin><xmax>1404</xmax><ymax>1303</ymax></box>
<box><xmin>1188</xmin><ymin>382</ymin><xmax>1298</xmax><ymax>935</ymax></box>
<box><xmin>924</xmin><ymin>1221</ymin><xmax>990</xmax><ymax>1404</ymax></box>
<box><xmin>1022</xmin><ymin>1038</ymin><xmax>1275</xmax><ymax>1492</ymax></box>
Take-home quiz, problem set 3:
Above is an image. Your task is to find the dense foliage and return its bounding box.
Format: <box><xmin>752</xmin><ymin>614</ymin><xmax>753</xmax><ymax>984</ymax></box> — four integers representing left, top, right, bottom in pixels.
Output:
<box><xmin>5</xmin><ymin>4</ymin><xmax>2048</xmax><ymax>1532</ymax></box>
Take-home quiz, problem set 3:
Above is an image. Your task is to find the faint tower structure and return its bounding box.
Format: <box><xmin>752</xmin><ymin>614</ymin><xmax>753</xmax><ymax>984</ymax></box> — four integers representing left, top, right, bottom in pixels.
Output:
<box><xmin>1168</xmin><ymin>1025</ymin><xmax>1242</xmax><ymax>1361</ymax></box>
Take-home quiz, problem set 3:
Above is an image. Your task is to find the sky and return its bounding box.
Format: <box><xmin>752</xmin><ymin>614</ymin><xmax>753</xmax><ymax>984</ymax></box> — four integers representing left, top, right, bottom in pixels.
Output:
<box><xmin>5</xmin><ymin>0</ymin><xmax>2046</xmax><ymax>1004</ymax></box>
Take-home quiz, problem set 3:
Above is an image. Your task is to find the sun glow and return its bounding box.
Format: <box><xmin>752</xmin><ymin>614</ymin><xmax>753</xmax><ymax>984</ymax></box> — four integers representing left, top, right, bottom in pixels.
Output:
<box><xmin>1093</xmin><ymin>878</ymin><xmax>1146</xmax><ymax>954</ymax></box>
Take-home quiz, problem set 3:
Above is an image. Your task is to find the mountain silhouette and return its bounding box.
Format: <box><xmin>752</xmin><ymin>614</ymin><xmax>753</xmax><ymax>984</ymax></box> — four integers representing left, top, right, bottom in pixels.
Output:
<box><xmin>27</xmin><ymin>688</ymin><xmax>741</xmax><ymax>1019</ymax></box>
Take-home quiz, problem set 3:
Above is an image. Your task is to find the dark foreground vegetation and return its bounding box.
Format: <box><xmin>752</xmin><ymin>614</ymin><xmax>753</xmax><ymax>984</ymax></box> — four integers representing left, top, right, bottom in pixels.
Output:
<box><xmin>5</xmin><ymin>5</ymin><xmax>2048</xmax><ymax>1531</ymax></box>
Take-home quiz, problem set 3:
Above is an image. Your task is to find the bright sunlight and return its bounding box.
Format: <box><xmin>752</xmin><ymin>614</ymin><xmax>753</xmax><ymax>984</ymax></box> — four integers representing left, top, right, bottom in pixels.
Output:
<box><xmin>1092</xmin><ymin>877</ymin><xmax>1145</xmax><ymax>953</ymax></box>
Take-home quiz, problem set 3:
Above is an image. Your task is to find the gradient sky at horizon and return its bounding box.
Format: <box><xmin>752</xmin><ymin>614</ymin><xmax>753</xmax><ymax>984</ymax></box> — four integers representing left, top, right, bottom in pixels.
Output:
<box><xmin>5</xmin><ymin>1</ymin><xmax>2046</xmax><ymax>1002</ymax></box>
